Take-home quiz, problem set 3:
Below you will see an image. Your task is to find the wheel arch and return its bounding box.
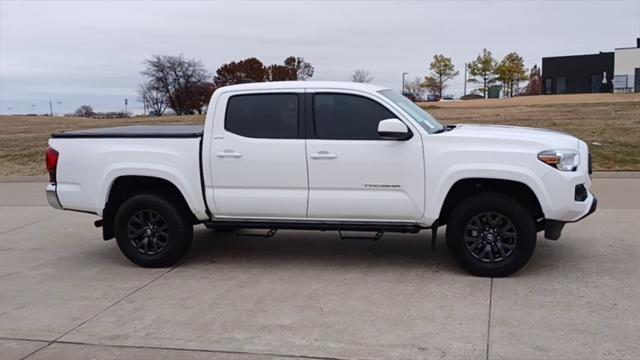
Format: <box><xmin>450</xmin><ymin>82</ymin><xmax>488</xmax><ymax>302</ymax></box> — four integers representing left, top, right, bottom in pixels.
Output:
<box><xmin>102</xmin><ymin>175</ymin><xmax>197</xmax><ymax>240</ymax></box>
<box><xmin>437</xmin><ymin>178</ymin><xmax>545</xmax><ymax>228</ymax></box>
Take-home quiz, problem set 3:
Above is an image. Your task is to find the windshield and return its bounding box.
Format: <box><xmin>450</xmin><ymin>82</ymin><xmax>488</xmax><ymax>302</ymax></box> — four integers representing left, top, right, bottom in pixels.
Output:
<box><xmin>378</xmin><ymin>89</ymin><xmax>444</xmax><ymax>133</ymax></box>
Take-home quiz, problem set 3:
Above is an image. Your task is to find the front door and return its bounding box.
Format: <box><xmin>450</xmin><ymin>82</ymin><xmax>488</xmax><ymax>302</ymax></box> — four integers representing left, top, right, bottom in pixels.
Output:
<box><xmin>209</xmin><ymin>91</ymin><xmax>308</xmax><ymax>219</ymax></box>
<box><xmin>305</xmin><ymin>91</ymin><xmax>425</xmax><ymax>221</ymax></box>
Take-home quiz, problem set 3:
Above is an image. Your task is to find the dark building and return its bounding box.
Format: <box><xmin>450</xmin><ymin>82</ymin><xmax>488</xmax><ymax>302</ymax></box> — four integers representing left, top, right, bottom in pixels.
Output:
<box><xmin>542</xmin><ymin>52</ymin><xmax>614</xmax><ymax>94</ymax></box>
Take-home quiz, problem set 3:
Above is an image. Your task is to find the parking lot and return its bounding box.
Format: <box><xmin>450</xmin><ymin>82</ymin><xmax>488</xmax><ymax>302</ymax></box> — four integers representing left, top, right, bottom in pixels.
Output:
<box><xmin>1</xmin><ymin>175</ymin><xmax>639</xmax><ymax>360</ymax></box>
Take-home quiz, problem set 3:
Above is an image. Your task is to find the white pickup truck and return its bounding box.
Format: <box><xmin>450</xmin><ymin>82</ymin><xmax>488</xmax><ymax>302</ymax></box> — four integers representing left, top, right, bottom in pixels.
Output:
<box><xmin>46</xmin><ymin>81</ymin><xmax>596</xmax><ymax>277</ymax></box>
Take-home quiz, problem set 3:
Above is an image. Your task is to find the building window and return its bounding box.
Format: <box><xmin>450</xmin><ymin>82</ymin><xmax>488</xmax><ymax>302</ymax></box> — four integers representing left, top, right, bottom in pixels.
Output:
<box><xmin>544</xmin><ymin>78</ymin><xmax>553</xmax><ymax>94</ymax></box>
<box><xmin>556</xmin><ymin>77</ymin><xmax>568</xmax><ymax>94</ymax></box>
<box><xmin>589</xmin><ymin>75</ymin><xmax>602</xmax><ymax>93</ymax></box>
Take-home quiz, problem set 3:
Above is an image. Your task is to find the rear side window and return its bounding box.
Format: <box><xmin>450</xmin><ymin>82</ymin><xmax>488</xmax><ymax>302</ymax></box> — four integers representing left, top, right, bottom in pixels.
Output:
<box><xmin>313</xmin><ymin>93</ymin><xmax>395</xmax><ymax>140</ymax></box>
<box><xmin>225</xmin><ymin>94</ymin><xmax>299</xmax><ymax>139</ymax></box>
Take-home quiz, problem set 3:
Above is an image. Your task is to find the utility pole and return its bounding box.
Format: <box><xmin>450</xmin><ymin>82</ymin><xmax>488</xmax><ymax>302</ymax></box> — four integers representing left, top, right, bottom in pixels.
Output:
<box><xmin>49</xmin><ymin>100</ymin><xmax>53</xmax><ymax>116</ymax></box>
<box><xmin>463</xmin><ymin>63</ymin><xmax>468</xmax><ymax>96</ymax></box>
<box><xmin>402</xmin><ymin>72</ymin><xmax>408</xmax><ymax>94</ymax></box>
<box><xmin>124</xmin><ymin>98</ymin><xmax>128</xmax><ymax>113</ymax></box>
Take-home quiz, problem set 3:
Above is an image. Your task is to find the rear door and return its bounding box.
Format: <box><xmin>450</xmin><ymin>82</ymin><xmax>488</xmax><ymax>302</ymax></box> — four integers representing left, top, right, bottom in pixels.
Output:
<box><xmin>208</xmin><ymin>90</ymin><xmax>308</xmax><ymax>218</ymax></box>
<box><xmin>305</xmin><ymin>90</ymin><xmax>425</xmax><ymax>221</ymax></box>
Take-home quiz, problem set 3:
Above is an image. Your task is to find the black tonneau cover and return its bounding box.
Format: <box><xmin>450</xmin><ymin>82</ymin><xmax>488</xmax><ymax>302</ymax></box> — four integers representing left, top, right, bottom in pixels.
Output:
<box><xmin>51</xmin><ymin>125</ymin><xmax>204</xmax><ymax>138</ymax></box>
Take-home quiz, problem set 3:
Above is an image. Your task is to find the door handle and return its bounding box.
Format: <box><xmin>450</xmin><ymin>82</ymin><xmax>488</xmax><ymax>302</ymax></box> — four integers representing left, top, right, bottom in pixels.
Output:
<box><xmin>310</xmin><ymin>151</ymin><xmax>337</xmax><ymax>160</ymax></box>
<box><xmin>216</xmin><ymin>150</ymin><xmax>243</xmax><ymax>158</ymax></box>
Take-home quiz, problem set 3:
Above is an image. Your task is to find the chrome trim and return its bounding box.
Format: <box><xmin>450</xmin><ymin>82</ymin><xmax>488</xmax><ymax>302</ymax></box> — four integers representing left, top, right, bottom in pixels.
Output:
<box><xmin>46</xmin><ymin>184</ymin><xmax>63</xmax><ymax>209</ymax></box>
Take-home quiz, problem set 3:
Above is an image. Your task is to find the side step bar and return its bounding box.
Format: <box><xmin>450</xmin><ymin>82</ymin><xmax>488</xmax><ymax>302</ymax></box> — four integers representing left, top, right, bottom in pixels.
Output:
<box><xmin>203</xmin><ymin>219</ymin><xmax>423</xmax><ymax>234</ymax></box>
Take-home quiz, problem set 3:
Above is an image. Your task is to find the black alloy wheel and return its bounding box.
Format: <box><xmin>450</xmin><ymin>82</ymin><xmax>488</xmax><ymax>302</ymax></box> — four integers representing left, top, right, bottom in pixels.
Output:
<box><xmin>463</xmin><ymin>211</ymin><xmax>517</xmax><ymax>263</ymax></box>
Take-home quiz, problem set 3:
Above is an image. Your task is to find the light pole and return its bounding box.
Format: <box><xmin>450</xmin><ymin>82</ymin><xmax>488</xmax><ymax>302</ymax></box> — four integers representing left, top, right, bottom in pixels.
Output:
<box><xmin>463</xmin><ymin>63</ymin><xmax>468</xmax><ymax>96</ymax></box>
<box><xmin>402</xmin><ymin>72</ymin><xmax>408</xmax><ymax>95</ymax></box>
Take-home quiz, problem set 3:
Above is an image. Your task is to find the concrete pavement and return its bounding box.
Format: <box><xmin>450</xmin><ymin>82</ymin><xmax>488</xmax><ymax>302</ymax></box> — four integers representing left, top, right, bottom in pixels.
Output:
<box><xmin>1</xmin><ymin>178</ymin><xmax>639</xmax><ymax>360</ymax></box>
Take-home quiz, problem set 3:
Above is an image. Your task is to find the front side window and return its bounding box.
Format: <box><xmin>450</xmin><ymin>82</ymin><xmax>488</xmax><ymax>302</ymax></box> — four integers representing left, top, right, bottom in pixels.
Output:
<box><xmin>313</xmin><ymin>93</ymin><xmax>395</xmax><ymax>140</ymax></box>
<box><xmin>378</xmin><ymin>89</ymin><xmax>443</xmax><ymax>133</ymax></box>
<box><xmin>225</xmin><ymin>94</ymin><xmax>298</xmax><ymax>139</ymax></box>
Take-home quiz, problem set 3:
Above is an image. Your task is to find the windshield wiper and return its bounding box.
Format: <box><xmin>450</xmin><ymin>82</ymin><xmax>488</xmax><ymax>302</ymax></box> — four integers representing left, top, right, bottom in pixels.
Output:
<box><xmin>432</xmin><ymin>124</ymin><xmax>456</xmax><ymax>134</ymax></box>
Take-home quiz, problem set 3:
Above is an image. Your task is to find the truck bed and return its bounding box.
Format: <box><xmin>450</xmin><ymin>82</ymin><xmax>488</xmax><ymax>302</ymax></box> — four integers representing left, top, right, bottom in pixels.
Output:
<box><xmin>48</xmin><ymin>125</ymin><xmax>208</xmax><ymax>219</ymax></box>
<box><xmin>51</xmin><ymin>125</ymin><xmax>204</xmax><ymax>138</ymax></box>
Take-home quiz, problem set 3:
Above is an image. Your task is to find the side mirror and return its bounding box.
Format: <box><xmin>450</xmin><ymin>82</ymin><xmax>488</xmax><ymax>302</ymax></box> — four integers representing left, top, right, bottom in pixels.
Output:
<box><xmin>377</xmin><ymin>118</ymin><xmax>412</xmax><ymax>140</ymax></box>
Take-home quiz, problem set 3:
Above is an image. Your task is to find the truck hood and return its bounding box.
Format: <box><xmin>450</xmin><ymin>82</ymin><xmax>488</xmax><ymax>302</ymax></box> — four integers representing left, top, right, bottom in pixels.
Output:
<box><xmin>443</xmin><ymin>124</ymin><xmax>580</xmax><ymax>150</ymax></box>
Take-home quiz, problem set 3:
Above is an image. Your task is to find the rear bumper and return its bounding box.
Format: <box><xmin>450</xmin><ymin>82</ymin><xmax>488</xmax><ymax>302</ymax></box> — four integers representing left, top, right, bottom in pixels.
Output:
<box><xmin>544</xmin><ymin>196</ymin><xmax>597</xmax><ymax>240</ymax></box>
<box><xmin>46</xmin><ymin>184</ymin><xmax>63</xmax><ymax>209</ymax></box>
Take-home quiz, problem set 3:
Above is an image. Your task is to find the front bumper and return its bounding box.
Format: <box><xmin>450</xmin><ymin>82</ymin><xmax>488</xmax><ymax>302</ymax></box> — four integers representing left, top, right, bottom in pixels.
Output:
<box><xmin>46</xmin><ymin>184</ymin><xmax>63</xmax><ymax>209</ymax></box>
<box><xmin>544</xmin><ymin>195</ymin><xmax>597</xmax><ymax>240</ymax></box>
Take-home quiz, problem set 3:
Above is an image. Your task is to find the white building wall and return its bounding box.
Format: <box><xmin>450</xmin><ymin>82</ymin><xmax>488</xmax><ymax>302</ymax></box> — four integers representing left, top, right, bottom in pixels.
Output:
<box><xmin>614</xmin><ymin>48</ymin><xmax>640</xmax><ymax>92</ymax></box>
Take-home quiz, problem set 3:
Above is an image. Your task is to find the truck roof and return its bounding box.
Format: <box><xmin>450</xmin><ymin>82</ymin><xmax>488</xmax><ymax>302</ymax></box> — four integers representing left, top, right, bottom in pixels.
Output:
<box><xmin>217</xmin><ymin>81</ymin><xmax>389</xmax><ymax>93</ymax></box>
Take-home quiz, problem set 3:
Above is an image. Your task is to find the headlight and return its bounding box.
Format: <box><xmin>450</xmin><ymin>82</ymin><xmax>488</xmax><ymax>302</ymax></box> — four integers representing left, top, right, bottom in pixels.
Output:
<box><xmin>538</xmin><ymin>150</ymin><xmax>580</xmax><ymax>171</ymax></box>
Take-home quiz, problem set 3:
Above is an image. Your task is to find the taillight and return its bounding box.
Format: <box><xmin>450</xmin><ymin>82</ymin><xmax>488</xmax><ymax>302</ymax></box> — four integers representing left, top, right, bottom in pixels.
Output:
<box><xmin>45</xmin><ymin>147</ymin><xmax>59</xmax><ymax>183</ymax></box>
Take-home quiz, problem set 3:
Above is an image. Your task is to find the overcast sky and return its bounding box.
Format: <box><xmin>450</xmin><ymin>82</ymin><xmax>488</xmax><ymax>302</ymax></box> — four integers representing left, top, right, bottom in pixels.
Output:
<box><xmin>1</xmin><ymin>0</ymin><xmax>639</xmax><ymax>114</ymax></box>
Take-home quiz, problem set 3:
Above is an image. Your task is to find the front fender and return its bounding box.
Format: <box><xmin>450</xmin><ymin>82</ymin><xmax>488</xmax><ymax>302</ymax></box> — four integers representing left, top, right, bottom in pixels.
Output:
<box><xmin>422</xmin><ymin>163</ymin><xmax>552</xmax><ymax>224</ymax></box>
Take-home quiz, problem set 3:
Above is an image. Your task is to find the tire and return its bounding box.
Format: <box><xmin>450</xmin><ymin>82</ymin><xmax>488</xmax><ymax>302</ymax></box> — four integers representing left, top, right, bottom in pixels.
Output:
<box><xmin>114</xmin><ymin>194</ymin><xmax>193</xmax><ymax>267</ymax></box>
<box><xmin>446</xmin><ymin>192</ymin><xmax>536</xmax><ymax>277</ymax></box>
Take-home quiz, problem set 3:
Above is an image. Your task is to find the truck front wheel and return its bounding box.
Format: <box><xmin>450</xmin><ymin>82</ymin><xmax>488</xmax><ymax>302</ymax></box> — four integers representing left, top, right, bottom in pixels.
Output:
<box><xmin>446</xmin><ymin>193</ymin><xmax>536</xmax><ymax>277</ymax></box>
<box><xmin>114</xmin><ymin>194</ymin><xmax>193</xmax><ymax>267</ymax></box>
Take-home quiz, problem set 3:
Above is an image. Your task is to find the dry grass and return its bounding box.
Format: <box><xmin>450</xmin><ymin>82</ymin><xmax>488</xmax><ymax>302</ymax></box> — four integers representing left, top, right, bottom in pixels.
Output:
<box><xmin>0</xmin><ymin>115</ymin><xmax>203</xmax><ymax>176</ymax></box>
<box><xmin>421</xmin><ymin>94</ymin><xmax>640</xmax><ymax>171</ymax></box>
<box><xmin>1</xmin><ymin>94</ymin><xmax>638</xmax><ymax>176</ymax></box>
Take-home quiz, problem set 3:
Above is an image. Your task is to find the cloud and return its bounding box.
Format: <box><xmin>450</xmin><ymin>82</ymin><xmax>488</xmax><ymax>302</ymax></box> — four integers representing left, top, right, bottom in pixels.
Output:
<box><xmin>1</xmin><ymin>0</ymin><xmax>638</xmax><ymax>113</ymax></box>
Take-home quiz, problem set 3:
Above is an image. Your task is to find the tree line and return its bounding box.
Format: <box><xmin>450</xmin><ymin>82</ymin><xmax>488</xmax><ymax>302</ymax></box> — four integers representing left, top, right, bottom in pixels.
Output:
<box><xmin>137</xmin><ymin>50</ymin><xmax>540</xmax><ymax>116</ymax></box>
<box><xmin>73</xmin><ymin>50</ymin><xmax>542</xmax><ymax>117</ymax></box>
<box><xmin>419</xmin><ymin>49</ymin><xmax>541</xmax><ymax>100</ymax></box>
<box><xmin>352</xmin><ymin>50</ymin><xmax>541</xmax><ymax>101</ymax></box>
<box><xmin>137</xmin><ymin>55</ymin><xmax>314</xmax><ymax>116</ymax></box>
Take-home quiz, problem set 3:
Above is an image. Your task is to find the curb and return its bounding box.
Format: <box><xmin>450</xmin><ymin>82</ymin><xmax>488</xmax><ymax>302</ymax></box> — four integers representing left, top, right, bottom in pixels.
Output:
<box><xmin>0</xmin><ymin>176</ymin><xmax>49</xmax><ymax>183</ymax></box>
<box><xmin>591</xmin><ymin>172</ymin><xmax>640</xmax><ymax>179</ymax></box>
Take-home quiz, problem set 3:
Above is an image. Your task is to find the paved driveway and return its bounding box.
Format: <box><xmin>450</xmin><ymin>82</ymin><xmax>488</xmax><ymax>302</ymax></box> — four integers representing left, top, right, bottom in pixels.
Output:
<box><xmin>1</xmin><ymin>178</ymin><xmax>639</xmax><ymax>360</ymax></box>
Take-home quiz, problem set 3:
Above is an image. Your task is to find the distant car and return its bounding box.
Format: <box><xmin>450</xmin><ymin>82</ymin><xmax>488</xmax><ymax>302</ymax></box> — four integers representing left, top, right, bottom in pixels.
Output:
<box><xmin>441</xmin><ymin>95</ymin><xmax>455</xmax><ymax>100</ymax></box>
<box><xmin>426</xmin><ymin>94</ymin><xmax>441</xmax><ymax>102</ymax></box>
<box><xmin>45</xmin><ymin>81</ymin><xmax>596</xmax><ymax>277</ymax></box>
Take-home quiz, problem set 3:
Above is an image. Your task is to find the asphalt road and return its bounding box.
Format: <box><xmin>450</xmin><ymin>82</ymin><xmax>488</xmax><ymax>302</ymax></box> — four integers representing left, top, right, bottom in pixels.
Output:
<box><xmin>1</xmin><ymin>177</ymin><xmax>639</xmax><ymax>360</ymax></box>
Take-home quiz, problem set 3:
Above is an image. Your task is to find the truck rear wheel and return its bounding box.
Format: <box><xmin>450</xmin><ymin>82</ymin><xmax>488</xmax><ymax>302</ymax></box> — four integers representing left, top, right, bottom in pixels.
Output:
<box><xmin>445</xmin><ymin>192</ymin><xmax>536</xmax><ymax>277</ymax></box>
<box><xmin>114</xmin><ymin>194</ymin><xmax>192</xmax><ymax>267</ymax></box>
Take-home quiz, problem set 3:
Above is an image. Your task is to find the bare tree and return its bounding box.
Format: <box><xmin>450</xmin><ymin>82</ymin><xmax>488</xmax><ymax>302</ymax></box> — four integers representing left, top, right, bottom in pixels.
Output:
<box><xmin>351</xmin><ymin>69</ymin><xmax>373</xmax><ymax>83</ymax></box>
<box><xmin>74</xmin><ymin>105</ymin><xmax>95</xmax><ymax>117</ymax></box>
<box><xmin>138</xmin><ymin>82</ymin><xmax>169</xmax><ymax>116</ymax></box>
<box><xmin>283</xmin><ymin>56</ymin><xmax>314</xmax><ymax>80</ymax></box>
<box><xmin>267</xmin><ymin>56</ymin><xmax>315</xmax><ymax>81</ymax></box>
<box><xmin>523</xmin><ymin>64</ymin><xmax>542</xmax><ymax>96</ymax></box>
<box><xmin>403</xmin><ymin>77</ymin><xmax>426</xmax><ymax>101</ymax></box>
<box><xmin>141</xmin><ymin>54</ymin><xmax>209</xmax><ymax>115</ymax></box>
